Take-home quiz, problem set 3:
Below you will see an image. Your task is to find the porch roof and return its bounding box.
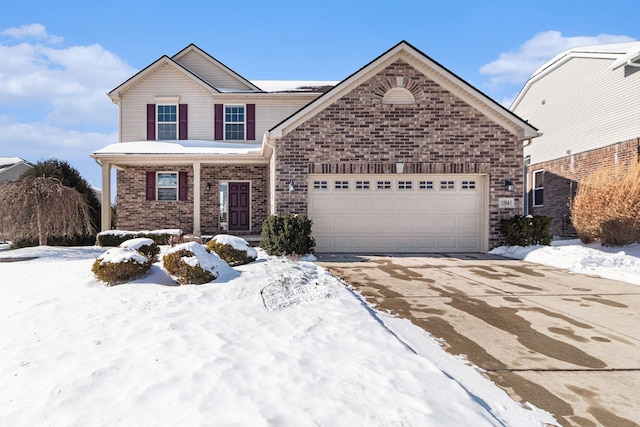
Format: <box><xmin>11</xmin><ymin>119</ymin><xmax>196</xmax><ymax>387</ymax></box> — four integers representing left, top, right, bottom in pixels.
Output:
<box><xmin>93</xmin><ymin>140</ymin><xmax>263</xmax><ymax>156</ymax></box>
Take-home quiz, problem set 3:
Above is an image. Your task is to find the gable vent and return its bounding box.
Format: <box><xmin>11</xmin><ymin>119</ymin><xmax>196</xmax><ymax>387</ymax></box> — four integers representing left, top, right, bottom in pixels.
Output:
<box><xmin>383</xmin><ymin>87</ymin><xmax>415</xmax><ymax>105</ymax></box>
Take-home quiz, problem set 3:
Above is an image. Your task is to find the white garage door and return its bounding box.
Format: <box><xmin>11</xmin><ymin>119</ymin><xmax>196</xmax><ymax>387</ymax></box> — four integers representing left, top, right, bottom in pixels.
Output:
<box><xmin>308</xmin><ymin>174</ymin><xmax>487</xmax><ymax>253</ymax></box>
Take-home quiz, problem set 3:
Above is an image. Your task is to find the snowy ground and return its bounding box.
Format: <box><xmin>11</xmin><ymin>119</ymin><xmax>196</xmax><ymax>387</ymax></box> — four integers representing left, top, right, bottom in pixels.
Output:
<box><xmin>0</xmin><ymin>245</ymin><xmax>556</xmax><ymax>426</ymax></box>
<box><xmin>490</xmin><ymin>239</ymin><xmax>640</xmax><ymax>287</ymax></box>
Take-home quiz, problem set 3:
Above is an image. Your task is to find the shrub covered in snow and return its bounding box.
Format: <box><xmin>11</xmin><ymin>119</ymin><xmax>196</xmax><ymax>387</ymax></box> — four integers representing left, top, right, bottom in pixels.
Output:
<box><xmin>96</xmin><ymin>229</ymin><xmax>183</xmax><ymax>247</ymax></box>
<box><xmin>92</xmin><ymin>247</ymin><xmax>153</xmax><ymax>285</ymax></box>
<box><xmin>260</xmin><ymin>214</ymin><xmax>315</xmax><ymax>256</ymax></box>
<box><xmin>120</xmin><ymin>238</ymin><xmax>160</xmax><ymax>262</ymax></box>
<box><xmin>206</xmin><ymin>234</ymin><xmax>257</xmax><ymax>266</ymax></box>
<box><xmin>163</xmin><ymin>242</ymin><xmax>226</xmax><ymax>285</ymax></box>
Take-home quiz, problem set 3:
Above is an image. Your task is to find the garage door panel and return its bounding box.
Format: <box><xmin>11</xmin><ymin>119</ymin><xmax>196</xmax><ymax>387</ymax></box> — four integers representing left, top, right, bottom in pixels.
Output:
<box><xmin>459</xmin><ymin>236</ymin><xmax>480</xmax><ymax>250</ymax></box>
<box><xmin>437</xmin><ymin>217</ymin><xmax>458</xmax><ymax>230</ymax></box>
<box><xmin>308</xmin><ymin>174</ymin><xmax>485</xmax><ymax>252</ymax></box>
<box><xmin>417</xmin><ymin>236</ymin><xmax>438</xmax><ymax>250</ymax></box>
<box><xmin>459</xmin><ymin>216</ymin><xmax>481</xmax><ymax>231</ymax></box>
<box><xmin>437</xmin><ymin>236</ymin><xmax>458</xmax><ymax>250</ymax></box>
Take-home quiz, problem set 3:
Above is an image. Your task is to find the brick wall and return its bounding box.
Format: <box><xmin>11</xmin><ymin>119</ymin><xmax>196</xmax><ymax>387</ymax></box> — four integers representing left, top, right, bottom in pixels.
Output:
<box><xmin>528</xmin><ymin>137</ymin><xmax>640</xmax><ymax>236</ymax></box>
<box><xmin>274</xmin><ymin>60</ymin><xmax>524</xmax><ymax>249</ymax></box>
<box><xmin>116</xmin><ymin>166</ymin><xmax>194</xmax><ymax>232</ymax></box>
<box><xmin>116</xmin><ymin>164</ymin><xmax>268</xmax><ymax>235</ymax></box>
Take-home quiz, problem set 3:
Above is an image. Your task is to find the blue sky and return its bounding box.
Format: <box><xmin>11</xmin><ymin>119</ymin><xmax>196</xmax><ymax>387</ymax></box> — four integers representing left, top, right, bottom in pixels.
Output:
<box><xmin>1</xmin><ymin>0</ymin><xmax>638</xmax><ymax>191</ymax></box>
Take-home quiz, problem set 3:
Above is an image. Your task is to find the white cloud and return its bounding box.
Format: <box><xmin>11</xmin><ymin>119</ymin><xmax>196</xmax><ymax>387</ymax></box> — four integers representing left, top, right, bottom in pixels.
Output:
<box><xmin>480</xmin><ymin>31</ymin><xmax>637</xmax><ymax>87</ymax></box>
<box><xmin>0</xmin><ymin>26</ymin><xmax>136</xmax><ymax>126</ymax></box>
<box><xmin>0</xmin><ymin>23</ymin><xmax>63</xmax><ymax>44</ymax></box>
<box><xmin>0</xmin><ymin>24</ymin><xmax>137</xmax><ymax>187</ymax></box>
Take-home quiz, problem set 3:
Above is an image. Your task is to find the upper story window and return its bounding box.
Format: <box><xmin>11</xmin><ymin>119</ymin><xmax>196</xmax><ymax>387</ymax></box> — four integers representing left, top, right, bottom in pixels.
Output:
<box><xmin>225</xmin><ymin>105</ymin><xmax>245</xmax><ymax>140</ymax></box>
<box><xmin>533</xmin><ymin>170</ymin><xmax>544</xmax><ymax>207</ymax></box>
<box><xmin>157</xmin><ymin>105</ymin><xmax>177</xmax><ymax>140</ymax></box>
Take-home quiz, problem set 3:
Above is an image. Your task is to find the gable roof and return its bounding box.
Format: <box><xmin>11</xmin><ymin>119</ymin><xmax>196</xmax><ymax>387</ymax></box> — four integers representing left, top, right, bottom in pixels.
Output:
<box><xmin>172</xmin><ymin>44</ymin><xmax>261</xmax><ymax>92</ymax></box>
<box><xmin>107</xmin><ymin>55</ymin><xmax>220</xmax><ymax>103</ymax></box>
<box><xmin>267</xmin><ymin>40</ymin><xmax>538</xmax><ymax>141</ymax></box>
<box><xmin>511</xmin><ymin>41</ymin><xmax>640</xmax><ymax>109</ymax></box>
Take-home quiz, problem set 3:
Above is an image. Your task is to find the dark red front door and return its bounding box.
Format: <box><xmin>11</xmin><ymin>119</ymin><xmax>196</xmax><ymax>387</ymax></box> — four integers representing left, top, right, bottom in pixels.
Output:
<box><xmin>228</xmin><ymin>182</ymin><xmax>250</xmax><ymax>231</ymax></box>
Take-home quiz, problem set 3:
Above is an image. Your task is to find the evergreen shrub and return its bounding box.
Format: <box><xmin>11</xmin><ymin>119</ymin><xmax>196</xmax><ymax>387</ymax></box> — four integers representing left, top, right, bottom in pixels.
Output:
<box><xmin>499</xmin><ymin>215</ymin><xmax>552</xmax><ymax>246</ymax></box>
<box><xmin>260</xmin><ymin>214</ymin><xmax>315</xmax><ymax>256</ymax></box>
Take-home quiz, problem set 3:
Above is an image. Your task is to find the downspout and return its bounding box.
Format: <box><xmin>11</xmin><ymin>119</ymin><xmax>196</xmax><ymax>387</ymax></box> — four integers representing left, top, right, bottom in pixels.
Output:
<box><xmin>263</xmin><ymin>132</ymin><xmax>278</xmax><ymax>215</ymax></box>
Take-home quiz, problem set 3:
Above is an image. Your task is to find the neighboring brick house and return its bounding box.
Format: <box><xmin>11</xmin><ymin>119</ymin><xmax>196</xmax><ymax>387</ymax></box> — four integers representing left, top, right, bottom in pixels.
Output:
<box><xmin>92</xmin><ymin>41</ymin><xmax>537</xmax><ymax>252</ymax></box>
<box><xmin>511</xmin><ymin>42</ymin><xmax>640</xmax><ymax>237</ymax></box>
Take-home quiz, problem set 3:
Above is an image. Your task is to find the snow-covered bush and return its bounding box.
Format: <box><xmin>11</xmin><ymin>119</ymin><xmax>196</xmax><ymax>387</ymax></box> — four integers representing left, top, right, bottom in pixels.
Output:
<box><xmin>96</xmin><ymin>229</ymin><xmax>182</xmax><ymax>247</ymax></box>
<box><xmin>92</xmin><ymin>247</ymin><xmax>153</xmax><ymax>286</ymax></box>
<box><xmin>163</xmin><ymin>242</ymin><xmax>225</xmax><ymax>285</ymax></box>
<box><xmin>260</xmin><ymin>214</ymin><xmax>315</xmax><ymax>256</ymax></box>
<box><xmin>206</xmin><ymin>234</ymin><xmax>257</xmax><ymax>266</ymax></box>
<box><xmin>120</xmin><ymin>237</ymin><xmax>160</xmax><ymax>262</ymax></box>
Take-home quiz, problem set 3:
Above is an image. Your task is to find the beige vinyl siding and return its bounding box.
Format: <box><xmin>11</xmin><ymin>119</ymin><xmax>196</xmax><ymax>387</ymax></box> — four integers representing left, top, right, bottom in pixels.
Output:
<box><xmin>119</xmin><ymin>62</ymin><xmax>319</xmax><ymax>143</ymax></box>
<box><xmin>120</xmin><ymin>63</ymin><xmax>216</xmax><ymax>142</ymax></box>
<box><xmin>175</xmin><ymin>50</ymin><xmax>253</xmax><ymax>91</ymax></box>
<box><xmin>518</xmin><ymin>57</ymin><xmax>640</xmax><ymax>164</ymax></box>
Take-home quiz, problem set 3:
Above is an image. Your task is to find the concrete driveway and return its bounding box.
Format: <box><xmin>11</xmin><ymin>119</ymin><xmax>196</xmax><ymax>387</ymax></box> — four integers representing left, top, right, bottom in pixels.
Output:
<box><xmin>317</xmin><ymin>253</ymin><xmax>640</xmax><ymax>427</ymax></box>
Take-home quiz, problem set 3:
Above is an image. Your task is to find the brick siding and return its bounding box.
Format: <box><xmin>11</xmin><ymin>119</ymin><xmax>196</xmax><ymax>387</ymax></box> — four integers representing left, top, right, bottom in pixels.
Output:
<box><xmin>273</xmin><ymin>60</ymin><xmax>525</xmax><ymax>249</ymax></box>
<box><xmin>528</xmin><ymin>137</ymin><xmax>640</xmax><ymax>237</ymax></box>
<box><xmin>116</xmin><ymin>164</ymin><xmax>268</xmax><ymax>235</ymax></box>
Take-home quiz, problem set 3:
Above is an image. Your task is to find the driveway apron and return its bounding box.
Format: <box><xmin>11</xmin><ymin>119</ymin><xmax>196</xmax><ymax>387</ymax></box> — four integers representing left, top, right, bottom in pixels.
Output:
<box><xmin>317</xmin><ymin>253</ymin><xmax>640</xmax><ymax>427</ymax></box>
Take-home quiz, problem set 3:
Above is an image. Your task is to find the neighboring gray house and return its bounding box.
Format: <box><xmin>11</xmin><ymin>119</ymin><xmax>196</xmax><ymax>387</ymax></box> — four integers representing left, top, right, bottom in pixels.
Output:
<box><xmin>92</xmin><ymin>41</ymin><xmax>537</xmax><ymax>252</ymax></box>
<box><xmin>0</xmin><ymin>157</ymin><xmax>33</xmax><ymax>184</ymax></box>
<box><xmin>511</xmin><ymin>41</ymin><xmax>640</xmax><ymax>236</ymax></box>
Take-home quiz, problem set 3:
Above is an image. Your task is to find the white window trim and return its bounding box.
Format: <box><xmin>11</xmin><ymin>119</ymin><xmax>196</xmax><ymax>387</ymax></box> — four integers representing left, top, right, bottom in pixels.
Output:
<box><xmin>157</xmin><ymin>171</ymin><xmax>178</xmax><ymax>201</ymax></box>
<box><xmin>156</xmin><ymin>104</ymin><xmax>178</xmax><ymax>141</ymax></box>
<box><xmin>532</xmin><ymin>170</ymin><xmax>544</xmax><ymax>207</ymax></box>
<box><xmin>224</xmin><ymin>104</ymin><xmax>246</xmax><ymax>141</ymax></box>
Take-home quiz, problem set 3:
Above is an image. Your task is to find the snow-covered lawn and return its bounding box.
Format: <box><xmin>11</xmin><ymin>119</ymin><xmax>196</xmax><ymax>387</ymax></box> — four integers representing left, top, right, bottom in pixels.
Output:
<box><xmin>0</xmin><ymin>245</ymin><xmax>555</xmax><ymax>426</ymax></box>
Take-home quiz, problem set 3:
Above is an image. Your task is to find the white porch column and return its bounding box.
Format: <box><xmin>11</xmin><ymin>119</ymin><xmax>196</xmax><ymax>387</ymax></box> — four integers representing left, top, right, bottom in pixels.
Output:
<box><xmin>100</xmin><ymin>161</ymin><xmax>111</xmax><ymax>232</ymax></box>
<box><xmin>193</xmin><ymin>161</ymin><xmax>201</xmax><ymax>237</ymax></box>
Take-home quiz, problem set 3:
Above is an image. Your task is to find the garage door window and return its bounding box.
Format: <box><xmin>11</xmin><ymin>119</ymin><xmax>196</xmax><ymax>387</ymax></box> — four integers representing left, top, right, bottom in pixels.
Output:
<box><xmin>440</xmin><ymin>180</ymin><xmax>455</xmax><ymax>190</ymax></box>
<box><xmin>462</xmin><ymin>180</ymin><xmax>476</xmax><ymax>190</ymax></box>
<box><xmin>377</xmin><ymin>181</ymin><xmax>391</xmax><ymax>190</ymax></box>
<box><xmin>313</xmin><ymin>181</ymin><xmax>327</xmax><ymax>189</ymax></box>
<box><xmin>398</xmin><ymin>181</ymin><xmax>412</xmax><ymax>190</ymax></box>
<box><xmin>419</xmin><ymin>181</ymin><xmax>434</xmax><ymax>190</ymax></box>
<box><xmin>356</xmin><ymin>180</ymin><xmax>370</xmax><ymax>189</ymax></box>
<box><xmin>335</xmin><ymin>181</ymin><xmax>349</xmax><ymax>189</ymax></box>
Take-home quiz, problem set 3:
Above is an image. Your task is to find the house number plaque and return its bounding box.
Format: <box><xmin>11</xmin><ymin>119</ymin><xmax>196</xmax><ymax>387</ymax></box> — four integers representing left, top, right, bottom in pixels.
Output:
<box><xmin>499</xmin><ymin>198</ymin><xmax>515</xmax><ymax>209</ymax></box>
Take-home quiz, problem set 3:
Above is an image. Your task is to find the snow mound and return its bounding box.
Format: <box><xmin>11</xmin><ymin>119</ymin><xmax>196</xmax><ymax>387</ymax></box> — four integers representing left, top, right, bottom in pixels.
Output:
<box><xmin>261</xmin><ymin>262</ymin><xmax>335</xmax><ymax>310</ymax></box>
<box><xmin>490</xmin><ymin>240</ymin><xmax>640</xmax><ymax>286</ymax></box>
<box><xmin>119</xmin><ymin>237</ymin><xmax>155</xmax><ymax>251</ymax></box>
<box><xmin>211</xmin><ymin>234</ymin><xmax>258</xmax><ymax>259</ymax></box>
<box><xmin>97</xmin><ymin>247</ymin><xmax>149</xmax><ymax>265</ymax></box>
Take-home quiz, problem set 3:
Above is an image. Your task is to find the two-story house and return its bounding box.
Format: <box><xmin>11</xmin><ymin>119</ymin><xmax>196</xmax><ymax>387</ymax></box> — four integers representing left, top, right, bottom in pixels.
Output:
<box><xmin>512</xmin><ymin>41</ymin><xmax>640</xmax><ymax>237</ymax></box>
<box><xmin>92</xmin><ymin>41</ymin><xmax>537</xmax><ymax>252</ymax></box>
